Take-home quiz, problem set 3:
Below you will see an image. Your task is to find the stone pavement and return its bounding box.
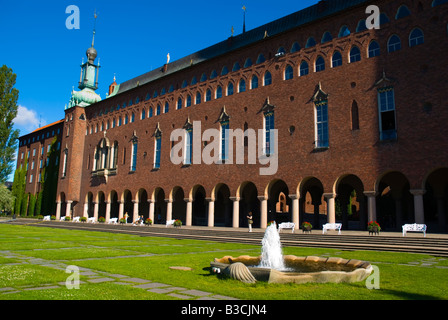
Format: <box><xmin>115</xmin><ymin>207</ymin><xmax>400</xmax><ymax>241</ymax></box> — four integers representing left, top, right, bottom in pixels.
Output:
<box><xmin>0</xmin><ymin>250</ymin><xmax>238</xmax><ymax>300</ymax></box>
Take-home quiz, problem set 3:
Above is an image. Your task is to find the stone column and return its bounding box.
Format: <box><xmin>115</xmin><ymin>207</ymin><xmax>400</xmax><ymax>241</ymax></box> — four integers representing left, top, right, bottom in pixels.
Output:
<box><xmin>56</xmin><ymin>201</ymin><xmax>62</xmax><ymax>220</ymax></box>
<box><xmin>410</xmin><ymin>189</ymin><xmax>426</xmax><ymax>224</ymax></box>
<box><xmin>83</xmin><ymin>202</ymin><xmax>89</xmax><ymax>218</ymax></box>
<box><xmin>132</xmin><ymin>200</ymin><xmax>138</xmax><ymax>223</ymax></box>
<box><xmin>165</xmin><ymin>199</ymin><xmax>173</xmax><ymax>222</ymax></box>
<box><xmin>289</xmin><ymin>194</ymin><xmax>299</xmax><ymax>230</ymax></box>
<box><xmin>230</xmin><ymin>197</ymin><xmax>240</xmax><ymax>228</ymax></box>
<box><xmin>93</xmin><ymin>201</ymin><xmax>99</xmax><ymax>221</ymax></box>
<box><xmin>364</xmin><ymin>191</ymin><xmax>377</xmax><ymax>223</ymax></box>
<box><xmin>258</xmin><ymin>196</ymin><xmax>268</xmax><ymax>229</ymax></box>
<box><xmin>323</xmin><ymin>193</ymin><xmax>335</xmax><ymax>224</ymax></box>
<box><xmin>65</xmin><ymin>201</ymin><xmax>73</xmax><ymax>218</ymax></box>
<box><xmin>207</xmin><ymin>198</ymin><xmax>214</xmax><ymax>227</ymax></box>
<box><xmin>118</xmin><ymin>200</ymin><xmax>124</xmax><ymax>220</ymax></box>
<box><xmin>148</xmin><ymin>199</ymin><xmax>155</xmax><ymax>223</ymax></box>
<box><xmin>185</xmin><ymin>198</ymin><xmax>192</xmax><ymax>226</ymax></box>
<box><xmin>105</xmin><ymin>201</ymin><xmax>111</xmax><ymax>222</ymax></box>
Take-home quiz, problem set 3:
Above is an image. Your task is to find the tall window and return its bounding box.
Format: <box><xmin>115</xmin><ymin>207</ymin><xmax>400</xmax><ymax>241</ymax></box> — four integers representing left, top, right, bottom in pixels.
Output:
<box><xmin>220</xmin><ymin>120</ymin><xmax>229</xmax><ymax>162</ymax></box>
<box><xmin>264</xmin><ymin>111</ymin><xmax>275</xmax><ymax>155</ymax></box>
<box><xmin>349</xmin><ymin>46</ymin><xmax>361</xmax><ymax>63</ymax></box>
<box><xmin>216</xmin><ymin>86</ymin><xmax>222</xmax><ymax>99</ymax></box>
<box><xmin>378</xmin><ymin>87</ymin><xmax>397</xmax><ymax>140</ymax></box>
<box><xmin>131</xmin><ymin>141</ymin><xmax>138</xmax><ymax>172</ymax></box>
<box><xmin>332</xmin><ymin>51</ymin><xmax>342</xmax><ymax>68</ymax></box>
<box><xmin>156</xmin><ymin>104</ymin><xmax>161</xmax><ymax>115</ymax></box>
<box><xmin>205</xmin><ymin>89</ymin><xmax>212</xmax><ymax>101</ymax></box>
<box><xmin>251</xmin><ymin>75</ymin><xmax>258</xmax><ymax>89</ymax></box>
<box><xmin>388</xmin><ymin>35</ymin><xmax>401</xmax><ymax>52</ymax></box>
<box><xmin>164</xmin><ymin>102</ymin><xmax>169</xmax><ymax>113</ymax></box>
<box><xmin>300</xmin><ymin>61</ymin><xmax>309</xmax><ymax>76</ymax></box>
<box><xmin>264</xmin><ymin>71</ymin><xmax>272</xmax><ymax>86</ymax></box>
<box><xmin>227</xmin><ymin>82</ymin><xmax>234</xmax><ymax>96</ymax></box>
<box><xmin>195</xmin><ymin>92</ymin><xmax>201</xmax><ymax>104</ymax></box>
<box><xmin>186</xmin><ymin>95</ymin><xmax>192</xmax><ymax>107</ymax></box>
<box><xmin>315</xmin><ymin>56</ymin><xmax>325</xmax><ymax>72</ymax></box>
<box><xmin>239</xmin><ymin>79</ymin><xmax>246</xmax><ymax>92</ymax></box>
<box><xmin>154</xmin><ymin>133</ymin><xmax>162</xmax><ymax>169</ymax></box>
<box><xmin>185</xmin><ymin>126</ymin><xmax>193</xmax><ymax>165</ymax></box>
<box><xmin>177</xmin><ymin>98</ymin><xmax>182</xmax><ymax>110</ymax></box>
<box><xmin>284</xmin><ymin>65</ymin><xmax>294</xmax><ymax>80</ymax></box>
<box><xmin>315</xmin><ymin>100</ymin><xmax>329</xmax><ymax>148</ymax></box>
<box><xmin>409</xmin><ymin>28</ymin><xmax>424</xmax><ymax>47</ymax></box>
<box><xmin>368</xmin><ymin>41</ymin><xmax>380</xmax><ymax>58</ymax></box>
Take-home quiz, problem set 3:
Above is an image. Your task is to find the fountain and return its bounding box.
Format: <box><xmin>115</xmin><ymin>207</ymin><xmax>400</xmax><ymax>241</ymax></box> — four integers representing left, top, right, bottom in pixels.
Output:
<box><xmin>211</xmin><ymin>222</ymin><xmax>372</xmax><ymax>284</ymax></box>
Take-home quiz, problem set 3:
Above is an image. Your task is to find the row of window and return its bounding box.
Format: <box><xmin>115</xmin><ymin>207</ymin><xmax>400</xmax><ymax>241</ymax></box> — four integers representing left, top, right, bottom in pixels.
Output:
<box><xmin>89</xmin><ymin>85</ymin><xmax>397</xmax><ymax>174</ymax></box>
<box><xmin>19</xmin><ymin>128</ymin><xmax>61</xmax><ymax>147</ymax></box>
<box><xmin>87</xmin><ymin>23</ymin><xmax>424</xmax><ymax>136</ymax></box>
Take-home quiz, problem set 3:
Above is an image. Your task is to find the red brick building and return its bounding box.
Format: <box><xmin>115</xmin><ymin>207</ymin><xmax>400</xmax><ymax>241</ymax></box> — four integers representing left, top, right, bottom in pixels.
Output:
<box><xmin>19</xmin><ymin>0</ymin><xmax>448</xmax><ymax>232</ymax></box>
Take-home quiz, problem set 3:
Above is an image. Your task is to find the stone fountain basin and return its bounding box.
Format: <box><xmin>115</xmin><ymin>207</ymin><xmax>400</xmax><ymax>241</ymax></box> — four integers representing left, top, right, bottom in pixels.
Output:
<box><xmin>211</xmin><ymin>255</ymin><xmax>373</xmax><ymax>284</ymax></box>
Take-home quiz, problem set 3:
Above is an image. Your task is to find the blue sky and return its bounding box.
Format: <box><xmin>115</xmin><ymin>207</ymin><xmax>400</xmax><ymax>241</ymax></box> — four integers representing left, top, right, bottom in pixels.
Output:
<box><xmin>1</xmin><ymin>0</ymin><xmax>316</xmax><ymax>178</ymax></box>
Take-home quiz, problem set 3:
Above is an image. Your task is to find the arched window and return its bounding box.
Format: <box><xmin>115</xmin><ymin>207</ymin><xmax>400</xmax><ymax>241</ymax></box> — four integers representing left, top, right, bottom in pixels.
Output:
<box><xmin>396</xmin><ymin>5</ymin><xmax>411</xmax><ymax>19</ymax></box>
<box><xmin>141</xmin><ymin>109</ymin><xmax>146</xmax><ymax>120</ymax></box>
<box><xmin>409</xmin><ymin>28</ymin><xmax>424</xmax><ymax>47</ymax></box>
<box><xmin>332</xmin><ymin>51</ymin><xmax>342</xmax><ymax>68</ymax></box>
<box><xmin>200</xmin><ymin>73</ymin><xmax>207</xmax><ymax>82</ymax></box>
<box><xmin>191</xmin><ymin>76</ymin><xmax>197</xmax><ymax>85</ymax></box>
<box><xmin>256</xmin><ymin>54</ymin><xmax>265</xmax><ymax>64</ymax></box>
<box><xmin>368</xmin><ymin>41</ymin><xmax>380</xmax><ymax>57</ymax></box>
<box><xmin>305</xmin><ymin>37</ymin><xmax>316</xmax><ymax>48</ymax></box>
<box><xmin>321</xmin><ymin>31</ymin><xmax>333</xmax><ymax>43</ymax></box>
<box><xmin>277</xmin><ymin>47</ymin><xmax>286</xmax><ymax>55</ymax></box>
<box><xmin>206</xmin><ymin>89</ymin><xmax>212</xmax><ymax>102</ymax></box>
<box><xmin>300</xmin><ymin>61</ymin><xmax>309</xmax><ymax>76</ymax></box>
<box><xmin>264</xmin><ymin>71</ymin><xmax>272</xmax><ymax>86</ymax></box>
<box><xmin>186</xmin><ymin>95</ymin><xmax>192</xmax><ymax>107</ymax></box>
<box><xmin>216</xmin><ymin>86</ymin><xmax>222</xmax><ymax>99</ymax></box>
<box><xmin>232</xmin><ymin>62</ymin><xmax>241</xmax><ymax>72</ymax></box>
<box><xmin>227</xmin><ymin>82</ymin><xmax>234</xmax><ymax>96</ymax></box>
<box><xmin>432</xmin><ymin>0</ymin><xmax>448</xmax><ymax>6</ymax></box>
<box><xmin>349</xmin><ymin>46</ymin><xmax>361</xmax><ymax>63</ymax></box>
<box><xmin>356</xmin><ymin>19</ymin><xmax>367</xmax><ymax>32</ymax></box>
<box><xmin>388</xmin><ymin>35</ymin><xmax>401</xmax><ymax>52</ymax></box>
<box><xmin>164</xmin><ymin>102</ymin><xmax>169</xmax><ymax>113</ymax></box>
<box><xmin>244</xmin><ymin>58</ymin><xmax>253</xmax><ymax>68</ymax></box>
<box><xmin>221</xmin><ymin>66</ymin><xmax>229</xmax><ymax>76</ymax></box>
<box><xmin>177</xmin><ymin>98</ymin><xmax>182</xmax><ymax>110</ymax></box>
<box><xmin>290</xmin><ymin>42</ymin><xmax>301</xmax><ymax>53</ymax></box>
<box><xmin>239</xmin><ymin>79</ymin><xmax>246</xmax><ymax>92</ymax></box>
<box><xmin>315</xmin><ymin>56</ymin><xmax>325</xmax><ymax>72</ymax></box>
<box><xmin>196</xmin><ymin>92</ymin><xmax>201</xmax><ymax>104</ymax></box>
<box><xmin>181</xmin><ymin>80</ymin><xmax>188</xmax><ymax>88</ymax></box>
<box><xmin>338</xmin><ymin>25</ymin><xmax>351</xmax><ymax>37</ymax></box>
<box><xmin>210</xmin><ymin>70</ymin><xmax>217</xmax><ymax>79</ymax></box>
<box><xmin>351</xmin><ymin>100</ymin><xmax>359</xmax><ymax>130</ymax></box>
<box><xmin>251</xmin><ymin>75</ymin><xmax>259</xmax><ymax>89</ymax></box>
<box><xmin>284</xmin><ymin>65</ymin><xmax>293</xmax><ymax>80</ymax></box>
<box><xmin>149</xmin><ymin>107</ymin><xmax>153</xmax><ymax>118</ymax></box>
<box><xmin>156</xmin><ymin>104</ymin><xmax>161</xmax><ymax>116</ymax></box>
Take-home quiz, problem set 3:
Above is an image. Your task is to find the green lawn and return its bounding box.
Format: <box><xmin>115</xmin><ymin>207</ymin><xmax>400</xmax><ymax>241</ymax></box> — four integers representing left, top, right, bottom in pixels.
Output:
<box><xmin>0</xmin><ymin>224</ymin><xmax>447</xmax><ymax>300</ymax></box>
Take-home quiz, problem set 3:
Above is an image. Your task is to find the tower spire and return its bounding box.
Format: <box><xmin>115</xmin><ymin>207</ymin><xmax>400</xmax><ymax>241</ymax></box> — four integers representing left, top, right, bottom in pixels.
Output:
<box><xmin>92</xmin><ymin>10</ymin><xmax>98</xmax><ymax>47</ymax></box>
<box><xmin>242</xmin><ymin>6</ymin><xmax>246</xmax><ymax>33</ymax></box>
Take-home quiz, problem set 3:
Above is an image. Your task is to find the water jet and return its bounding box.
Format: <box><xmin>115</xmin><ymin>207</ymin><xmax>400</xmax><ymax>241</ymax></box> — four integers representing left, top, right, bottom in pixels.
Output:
<box><xmin>210</xmin><ymin>222</ymin><xmax>372</xmax><ymax>284</ymax></box>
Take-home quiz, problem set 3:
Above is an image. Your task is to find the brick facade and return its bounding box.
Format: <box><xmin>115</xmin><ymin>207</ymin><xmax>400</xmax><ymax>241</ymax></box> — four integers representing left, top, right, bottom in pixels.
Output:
<box><xmin>20</xmin><ymin>0</ymin><xmax>448</xmax><ymax>232</ymax></box>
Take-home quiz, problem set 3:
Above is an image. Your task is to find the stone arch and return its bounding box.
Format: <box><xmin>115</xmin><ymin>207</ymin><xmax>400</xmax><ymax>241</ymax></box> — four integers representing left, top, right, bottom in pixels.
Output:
<box><xmin>191</xmin><ymin>185</ymin><xmax>207</xmax><ymax>226</ymax></box>
<box><xmin>171</xmin><ymin>186</ymin><xmax>186</xmax><ymax>223</ymax></box>
<box><xmin>334</xmin><ymin>174</ymin><xmax>366</xmax><ymax>230</ymax></box>
<box><xmin>109</xmin><ymin>190</ymin><xmax>119</xmax><ymax>219</ymax></box>
<box><xmin>376</xmin><ymin>171</ymin><xmax>413</xmax><ymax>231</ymax></box>
<box><xmin>153</xmin><ymin>187</ymin><xmax>166</xmax><ymax>224</ymax></box>
<box><xmin>122</xmin><ymin>189</ymin><xmax>133</xmax><ymax>222</ymax></box>
<box><xmin>85</xmin><ymin>192</ymin><xmax>94</xmax><ymax>218</ymax></box>
<box><xmin>238</xmin><ymin>181</ymin><xmax>260</xmax><ymax>228</ymax></box>
<box><xmin>213</xmin><ymin>183</ymin><xmax>232</xmax><ymax>227</ymax></box>
<box><xmin>266</xmin><ymin>179</ymin><xmax>291</xmax><ymax>224</ymax></box>
<box><xmin>423</xmin><ymin>167</ymin><xmax>448</xmax><ymax>232</ymax></box>
<box><xmin>97</xmin><ymin>191</ymin><xmax>106</xmax><ymax>219</ymax></box>
<box><xmin>298</xmin><ymin>177</ymin><xmax>325</xmax><ymax>229</ymax></box>
<box><xmin>138</xmin><ymin>189</ymin><xmax>149</xmax><ymax>221</ymax></box>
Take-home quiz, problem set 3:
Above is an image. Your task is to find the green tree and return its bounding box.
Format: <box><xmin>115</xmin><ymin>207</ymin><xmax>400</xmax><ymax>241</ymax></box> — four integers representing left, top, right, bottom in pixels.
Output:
<box><xmin>0</xmin><ymin>65</ymin><xmax>20</xmax><ymax>183</ymax></box>
<box><xmin>0</xmin><ymin>185</ymin><xmax>15</xmax><ymax>213</ymax></box>
<box><xmin>11</xmin><ymin>156</ymin><xmax>27</xmax><ymax>215</ymax></box>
